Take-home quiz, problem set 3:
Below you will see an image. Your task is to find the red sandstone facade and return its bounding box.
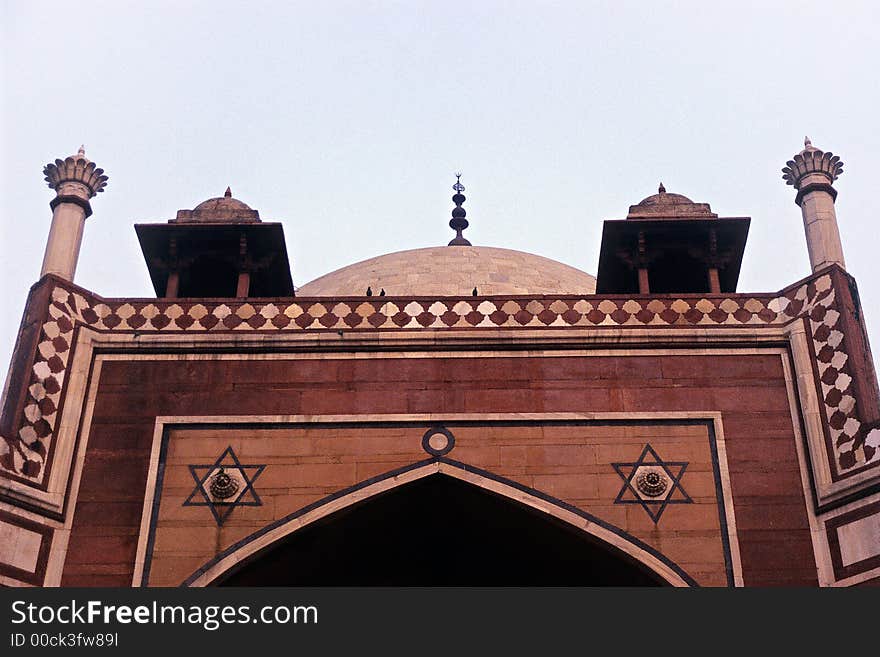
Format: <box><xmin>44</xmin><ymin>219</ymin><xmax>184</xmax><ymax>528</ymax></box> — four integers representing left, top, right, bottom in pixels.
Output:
<box><xmin>1</xmin><ymin>143</ymin><xmax>879</xmax><ymax>587</ymax></box>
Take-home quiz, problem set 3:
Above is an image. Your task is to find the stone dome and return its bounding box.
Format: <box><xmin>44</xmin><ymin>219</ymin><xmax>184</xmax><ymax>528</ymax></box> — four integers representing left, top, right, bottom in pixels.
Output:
<box><xmin>172</xmin><ymin>188</ymin><xmax>261</xmax><ymax>223</ymax></box>
<box><xmin>297</xmin><ymin>246</ymin><xmax>596</xmax><ymax>296</ymax></box>
<box><xmin>635</xmin><ymin>191</ymin><xmax>695</xmax><ymax>207</ymax></box>
<box><xmin>626</xmin><ymin>187</ymin><xmax>717</xmax><ymax>220</ymax></box>
<box><xmin>192</xmin><ymin>196</ymin><xmax>253</xmax><ymax>215</ymax></box>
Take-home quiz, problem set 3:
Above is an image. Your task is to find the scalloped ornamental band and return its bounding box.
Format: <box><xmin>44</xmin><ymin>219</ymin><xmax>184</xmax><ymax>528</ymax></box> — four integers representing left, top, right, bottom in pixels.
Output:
<box><xmin>3</xmin><ymin>272</ymin><xmax>878</xmax><ymax>487</ymax></box>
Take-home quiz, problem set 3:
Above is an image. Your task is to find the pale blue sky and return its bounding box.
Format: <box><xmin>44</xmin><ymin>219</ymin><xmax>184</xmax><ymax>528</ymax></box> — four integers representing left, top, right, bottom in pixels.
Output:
<box><xmin>2</xmin><ymin>1</ymin><xmax>879</xmax><ymax>373</ymax></box>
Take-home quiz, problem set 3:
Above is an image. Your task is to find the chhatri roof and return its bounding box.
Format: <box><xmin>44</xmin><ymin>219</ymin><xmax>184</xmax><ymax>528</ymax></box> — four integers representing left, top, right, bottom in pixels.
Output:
<box><xmin>171</xmin><ymin>187</ymin><xmax>260</xmax><ymax>223</ymax></box>
<box><xmin>626</xmin><ymin>183</ymin><xmax>717</xmax><ymax>219</ymax></box>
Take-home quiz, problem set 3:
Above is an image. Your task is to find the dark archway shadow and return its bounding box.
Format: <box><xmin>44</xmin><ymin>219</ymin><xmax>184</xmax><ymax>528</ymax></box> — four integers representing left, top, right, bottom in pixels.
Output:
<box><xmin>217</xmin><ymin>474</ymin><xmax>666</xmax><ymax>586</ymax></box>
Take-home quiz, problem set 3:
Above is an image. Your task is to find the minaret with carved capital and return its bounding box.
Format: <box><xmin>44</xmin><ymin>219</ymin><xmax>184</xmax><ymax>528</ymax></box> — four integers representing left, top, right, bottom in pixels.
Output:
<box><xmin>782</xmin><ymin>137</ymin><xmax>845</xmax><ymax>272</ymax></box>
<box><xmin>40</xmin><ymin>147</ymin><xmax>108</xmax><ymax>280</ymax></box>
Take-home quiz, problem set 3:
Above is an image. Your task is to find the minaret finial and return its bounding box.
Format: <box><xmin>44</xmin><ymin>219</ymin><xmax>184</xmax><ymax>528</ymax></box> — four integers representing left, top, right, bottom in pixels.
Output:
<box><xmin>448</xmin><ymin>172</ymin><xmax>471</xmax><ymax>246</ymax></box>
<box><xmin>658</xmin><ymin>182</ymin><xmax>666</xmax><ymax>194</ymax></box>
<box><xmin>224</xmin><ymin>186</ymin><xmax>232</xmax><ymax>198</ymax></box>
<box><xmin>78</xmin><ymin>145</ymin><xmax>86</xmax><ymax>158</ymax></box>
<box><xmin>801</xmin><ymin>136</ymin><xmax>819</xmax><ymax>153</ymax></box>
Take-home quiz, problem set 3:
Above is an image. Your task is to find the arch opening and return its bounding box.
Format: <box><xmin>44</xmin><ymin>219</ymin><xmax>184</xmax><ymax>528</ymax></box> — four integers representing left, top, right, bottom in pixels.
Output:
<box><xmin>216</xmin><ymin>473</ymin><xmax>668</xmax><ymax>586</ymax></box>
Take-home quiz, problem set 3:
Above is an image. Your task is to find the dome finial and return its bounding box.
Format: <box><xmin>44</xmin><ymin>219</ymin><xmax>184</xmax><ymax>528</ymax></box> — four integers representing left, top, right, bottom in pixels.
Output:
<box><xmin>658</xmin><ymin>182</ymin><xmax>666</xmax><ymax>194</ymax></box>
<box><xmin>224</xmin><ymin>186</ymin><xmax>232</xmax><ymax>198</ymax></box>
<box><xmin>804</xmin><ymin>136</ymin><xmax>811</xmax><ymax>149</ymax></box>
<box><xmin>448</xmin><ymin>172</ymin><xmax>471</xmax><ymax>246</ymax></box>
<box><xmin>77</xmin><ymin>145</ymin><xmax>86</xmax><ymax>158</ymax></box>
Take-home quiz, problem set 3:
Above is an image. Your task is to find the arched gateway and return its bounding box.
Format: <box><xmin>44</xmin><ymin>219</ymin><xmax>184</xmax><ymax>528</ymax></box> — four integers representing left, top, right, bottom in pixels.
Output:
<box><xmin>6</xmin><ymin>140</ymin><xmax>877</xmax><ymax>589</ymax></box>
<box><xmin>184</xmin><ymin>462</ymin><xmax>693</xmax><ymax>587</ymax></box>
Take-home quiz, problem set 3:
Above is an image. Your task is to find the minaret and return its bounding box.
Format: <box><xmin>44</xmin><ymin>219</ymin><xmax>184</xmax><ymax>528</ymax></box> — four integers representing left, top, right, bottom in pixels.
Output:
<box><xmin>782</xmin><ymin>137</ymin><xmax>845</xmax><ymax>272</ymax></box>
<box><xmin>448</xmin><ymin>172</ymin><xmax>471</xmax><ymax>246</ymax></box>
<box><xmin>40</xmin><ymin>147</ymin><xmax>109</xmax><ymax>281</ymax></box>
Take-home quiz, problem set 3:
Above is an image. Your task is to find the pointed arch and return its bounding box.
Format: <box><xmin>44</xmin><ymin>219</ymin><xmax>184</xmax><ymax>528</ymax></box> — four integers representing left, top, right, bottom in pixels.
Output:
<box><xmin>182</xmin><ymin>458</ymin><xmax>697</xmax><ymax>587</ymax></box>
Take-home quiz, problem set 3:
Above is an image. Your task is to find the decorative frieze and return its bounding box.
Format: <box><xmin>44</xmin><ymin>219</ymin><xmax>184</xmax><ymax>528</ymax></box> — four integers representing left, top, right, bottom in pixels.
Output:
<box><xmin>1</xmin><ymin>269</ymin><xmax>878</xmax><ymax>494</ymax></box>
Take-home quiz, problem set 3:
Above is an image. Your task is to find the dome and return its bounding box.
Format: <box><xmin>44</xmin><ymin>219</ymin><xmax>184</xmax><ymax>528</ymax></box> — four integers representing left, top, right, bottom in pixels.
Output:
<box><xmin>192</xmin><ymin>196</ymin><xmax>253</xmax><ymax>215</ymax></box>
<box><xmin>297</xmin><ymin>246</ymin><xmax>596</xmax><ymax>296</ymax></box>
<box><xmin>626</xmin><ymin>186</ymin><xmax>717</xmax><ymax>219</ymax></box>
<box><xmin>635</xmin><ymin>191</ymin><xmax>695</xmax><ymax>207</ymax></box>
<box><xmin>172</xmin><ymin>188</ymin><xmax>261</xmax><ymax>223</ymax></box>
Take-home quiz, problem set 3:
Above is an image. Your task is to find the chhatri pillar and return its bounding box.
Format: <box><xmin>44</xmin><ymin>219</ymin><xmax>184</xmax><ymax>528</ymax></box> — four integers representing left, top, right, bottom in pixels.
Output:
<box><xmin>40</xmin><ymin>147</ymin><xmax>108</xmax><ymax>281</ymax></box>
<box><xmin>782</xmin><ymin>137</ymin><xmax>845</xmax><ymax>272</ymax></box>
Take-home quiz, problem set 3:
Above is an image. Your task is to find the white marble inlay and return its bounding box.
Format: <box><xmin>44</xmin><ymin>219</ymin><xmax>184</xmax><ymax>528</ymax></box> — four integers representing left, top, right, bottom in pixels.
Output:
<box><xmin>837</xmin><ymin>513</ymin><xmax>880</xmax><ymax>567</ymax></box>
<box><xmin>0</xmin><ymin>520</ymin><xmax>43</xmax><ymax>573</ymax></box>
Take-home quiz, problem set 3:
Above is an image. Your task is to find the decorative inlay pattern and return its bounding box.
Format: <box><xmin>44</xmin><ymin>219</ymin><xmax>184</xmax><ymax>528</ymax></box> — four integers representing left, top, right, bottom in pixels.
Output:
<box><xmin>422</xmin><ymin>426</ymin><xmax>455</xmax><ymax>457</ymax></box>
<box><xmin>803</xmin><ymin>279</ymin><xmax>880</xmax><ymax>473</ymax></box>
<box><xmin>636</xmin><ymin>469</ymin><xmax>669</xmax><ymax>498</ymax></box>
<box><xmin>209</xmin><ymin>468</ymin><xmax>240</xmax><ymax>500</ymax></box>
<box><xmin>2</xmin><ymin>271</ymin><xmax>878</xmax><ymax>488</ymax></box>
<box><xmin>183</xmin><ymin>447</ymin><xmax>265</xmax><ymax>526</ymax></box>
<box><xmin>612</xmin><ymin>444</ymin><xmax>692</xmax><ymax>523</ymax></box>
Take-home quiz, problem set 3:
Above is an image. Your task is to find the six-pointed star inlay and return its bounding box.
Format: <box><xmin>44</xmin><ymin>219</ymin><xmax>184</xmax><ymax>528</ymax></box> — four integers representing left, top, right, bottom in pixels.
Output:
<box><xmin>183</xmin><ymin>446</ymin><xmax>266</xmax><ymax>526</ymax></box>
<box><xmin>612</xmin><ymin>444</ymin><xmax>692</xmax><ymax>523</ymax></box>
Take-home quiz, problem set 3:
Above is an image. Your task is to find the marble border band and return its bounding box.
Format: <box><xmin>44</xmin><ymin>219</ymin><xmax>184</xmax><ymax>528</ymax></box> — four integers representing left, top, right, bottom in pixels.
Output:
<box><xmin>825</xmin><ymin>500</ymin><xmax>880</xmax><ymax>581</ymax></box>
<box><xmin>0</xmin><ymin>508</ymin><xmax>52</xmax><ymax>586</ymax></box>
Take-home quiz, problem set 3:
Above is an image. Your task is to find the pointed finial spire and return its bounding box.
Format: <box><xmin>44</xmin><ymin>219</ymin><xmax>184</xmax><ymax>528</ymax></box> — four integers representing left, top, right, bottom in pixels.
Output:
<box><xmin>448</xmin><ymin>172</ymin><xmax>471</xmax><ymax>246</ymax></box>
<box><xmin>801</xmin><ymin>136</ymin><xmax>819</xmax><ymax>153</ymax></box>
<box><xmin>70</xmin><ymin>145</ymin><xmax>90</xmax><ymax>163</ymax></box>
<box><xmin>224</xmin><ymin>186</ymin><xmax>232</xmax><ymax>198</ymax></box>
<box><xmin>658</xmin><ymin>182</ymin><xmax>666</xmax><ymax>194</ymax></box>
